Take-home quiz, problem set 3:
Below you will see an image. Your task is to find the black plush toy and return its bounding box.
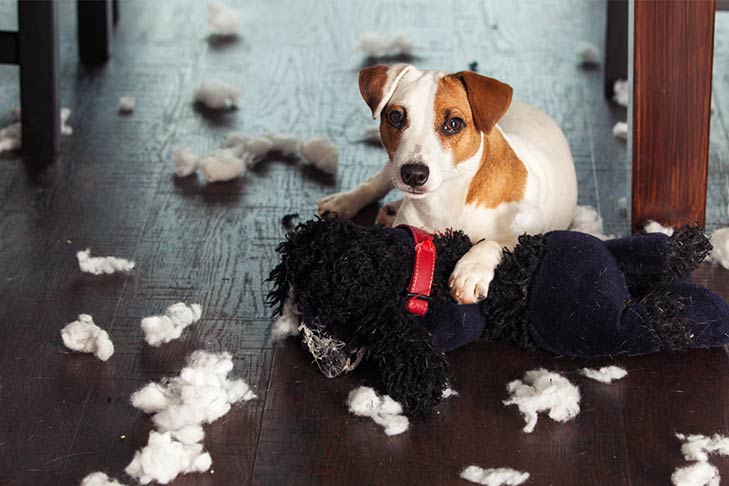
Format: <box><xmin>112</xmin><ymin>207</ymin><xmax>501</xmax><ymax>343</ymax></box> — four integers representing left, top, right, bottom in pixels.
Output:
<box><xmin>267</xmin><ymin>219</ymin><xmax>729</xmax><ymax>415</ymax></box>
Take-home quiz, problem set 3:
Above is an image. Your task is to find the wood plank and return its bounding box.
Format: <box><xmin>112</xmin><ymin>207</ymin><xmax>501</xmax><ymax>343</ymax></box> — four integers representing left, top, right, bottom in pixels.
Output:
<box><xmin>631</xmin><ymin>0</ymin><xmax>716</xmax><ymax>229</ymax></box>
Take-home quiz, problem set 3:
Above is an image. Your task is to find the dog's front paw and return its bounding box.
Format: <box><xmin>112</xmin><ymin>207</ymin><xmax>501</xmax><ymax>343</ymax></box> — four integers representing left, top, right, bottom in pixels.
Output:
<box><xmin>317</xmin><ymin>192</ymin><xmax>360</xmax><ymax>220</ymax></box>
<box><xmin>448</xmin><ymin>258</ymin><xmax>495</xmax><ymax>304</ymax></box>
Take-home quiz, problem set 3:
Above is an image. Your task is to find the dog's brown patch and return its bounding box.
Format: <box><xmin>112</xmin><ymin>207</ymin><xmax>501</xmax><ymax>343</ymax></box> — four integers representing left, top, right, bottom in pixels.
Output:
<box><xmin>359</xmin><ymin>65</ymin><xmax>389</xmax><ymax>117</ymax></box>
<box><xmin>379</xmin><ymin>104</ymin><xmax>407</xmax><ymax>158</ymax></box>
<box><xmin>456</xmin><ymin>71</ymin><xmax>513</xmax><ymax>135</ymax></box>
<box><xmin>466</xmin><ymin>128</ymin><xmax>527</xmax><ymax>208</ymax></box>
<box><xmin>434</xmin><ymin>75</ymin><xmax>482</xmax><ymax>164</ymax></box>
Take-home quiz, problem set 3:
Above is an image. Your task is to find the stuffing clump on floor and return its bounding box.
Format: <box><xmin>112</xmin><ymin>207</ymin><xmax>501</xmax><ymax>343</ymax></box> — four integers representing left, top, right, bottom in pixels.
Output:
<box><xmin>672</xmin><ymin>433</ymin><xmax>729</xmax><ymax>485</ymax></box>
<box><xmin>709</xmin><ymin>228</ymin><xmax>729</xmax><ymax>270</ymax></box>
<box><xmin>580</xmin><ymin>366</ymin><xmax>627</xmax><ymax>384</ymax></box>
<box><xmin>575</xmin><ymin>41</ymin><xmax>600</xmax><ymax>66</ymax></box>
<box><xmin>503</xmin><ymin>368</ymin><xmax>581</xmax><ymax>433</ymax></box>
<box><xmin>193</xmin><ymin>81</ymin><xmax>240</xmax><ymax>110</ymax></box>
<box><xmin>1</xmin><ymin>107</ymin><xmax>73</xmax><ymax>153</ymax></box>
<box><xmin>671</xmin><ymin>461</ymin><xmax>720</xmax><ymax>486</ymax></box>
<box><xmin>80</xmin><ymin>471</ymin><xmax>127</xmax><ymax>486</ymax></box>
<box><xmin>207</xmin><ymin>0</ymin><xmax>240</xmax><ymax>37</ymax></box>
<box><xmin>358</xmin><ymin>32</ymin><xmax>415</xmax><ymax>58</ymax></box>
<box><xmin>0</xmin><ymin>121</ymin><xmax>21</xmax><ymax>153</ymax></box>
<box><xmin>613</xmin><ymin>79</ymin><xmax>629</xmax><ymax>107</ymax></box>
<box><xmin>569</xmin><ymin>205</ymin><xmax>612</xmax><ymax>240</ymax></box>
<box><xmin>125</xmin><ymin>430</ymin><xmax>212</xmax><ymax>485</ymax></box>
<box><xmin>127</xmin><ymin>350</ymin><xmax>256</xmax><ymax>484</ymax></box>
<box><xmin>173</xmin><ymin>131</ymin><xmax>338</xmax><ymax>183</ymax></box>
<box><xmin>347</xmin><ymin>386</ymin><xmax>409</xmax><ymax>436</ymax></box>
<box><xmin>643</xmin><ymin>220</ymin><xmax>674</xmax><ymax>236</ymax></box>
<box><xmin>118</xmin><ymin>96</ymin><xmax>136</xmax><ymax>113</ymax></box>
<box><xmin>612</xmin><ymin>121</ymin><xmax>628</xmax><ymax>140</ymax></box>
<box><xmin>271</xmin><ymin>295</ymin><xmax>300</xmax><ymax>339</ymax></box>
<box><xmin>61</xmin><ymin>107</ymin><xmax>73</xmax><ymax>135</ymax></box>
<box><xmin>77</xmin><ymin>249</ymin><xmax>135</xmax><ymax>275</ymax></box>
<box><xmin>460</xmin><ymin>465</ymin><xmax>530</xmax><ymax>486</ymax></box>
<box><xmin>61</xmin><ymin>314</ymin><xmax>115</xmax><ymax>361</ymax></box>
<box><xmin>141</xmin><ymin>302</ymin><xmax>202</xmax><ymax>347</ymax></box>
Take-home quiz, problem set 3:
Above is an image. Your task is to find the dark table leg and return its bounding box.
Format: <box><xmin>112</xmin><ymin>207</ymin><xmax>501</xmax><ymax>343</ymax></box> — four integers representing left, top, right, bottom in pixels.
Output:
<box><xmin>631</xmin><ymin>0</ymin><xmax>716</xmax><ymax>230</ymax></box>
<box><xmin>603</xmin><ymin>0</ymin><xmax>629</xmax><ymax>99</ymax></box>
<box><xmin>77</xmin><ymin>0</ymin><xmax>112</xmax><ymax>64</ymax></box>
<box><xmin>17</xmin><ymin>0</ymin><xmax>59</xmax><ymax>163</ymax></box>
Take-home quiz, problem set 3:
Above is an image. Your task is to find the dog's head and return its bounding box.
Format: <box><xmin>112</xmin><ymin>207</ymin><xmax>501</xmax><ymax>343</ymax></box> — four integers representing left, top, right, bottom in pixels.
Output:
<box><xmin>359</xmin><ymin>64</ymin><xmax>513</xmax><ymax>197</ymax></box>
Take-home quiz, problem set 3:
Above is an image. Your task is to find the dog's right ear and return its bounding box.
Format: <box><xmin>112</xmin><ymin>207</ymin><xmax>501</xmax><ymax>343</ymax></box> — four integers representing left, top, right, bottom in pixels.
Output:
<box><xmin>358</xmin><ymin>63</ymin><xmax>412</xmax><ymax>119</ymax></box>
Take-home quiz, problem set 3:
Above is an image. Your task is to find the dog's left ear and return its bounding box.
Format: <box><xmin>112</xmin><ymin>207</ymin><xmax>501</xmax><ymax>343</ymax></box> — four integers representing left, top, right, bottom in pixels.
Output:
<box><xmin>456</xmin><ymin>71</ymin><xmax>513</xmax><ymax>135</ymax></box>
<box><xmin>358</xmin><ymin>63</ymin><xmax>413</xmax><ymax>119</ymax></box>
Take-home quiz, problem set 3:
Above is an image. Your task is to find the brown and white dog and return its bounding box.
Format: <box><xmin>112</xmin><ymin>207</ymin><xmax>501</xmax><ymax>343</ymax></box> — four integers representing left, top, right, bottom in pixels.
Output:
<box><xmin>317</xmin><ymin>63</ymin><xmax>577</xmax><ymax>304</ymax></box>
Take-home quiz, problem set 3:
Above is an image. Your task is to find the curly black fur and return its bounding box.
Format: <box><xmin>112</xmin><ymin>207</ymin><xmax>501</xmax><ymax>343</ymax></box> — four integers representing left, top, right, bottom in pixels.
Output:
<box><xmin>666</xmin><ymin>224</ymin><xmax>712</xmax><ymax>278</ymax></box>
<box><xmin>479</xmin><ymin>234</ymin><xmax>545</xmax><ymax>348</ymax></box>
<box><xmin>639</xmin><ymin>277</ymin><xmax>692</xmax><ymax>351</ymax></box>
<box><xmin>266</xmin><ymin>219</ymin><xmax>452</xmax><ymax>415</ymax></box>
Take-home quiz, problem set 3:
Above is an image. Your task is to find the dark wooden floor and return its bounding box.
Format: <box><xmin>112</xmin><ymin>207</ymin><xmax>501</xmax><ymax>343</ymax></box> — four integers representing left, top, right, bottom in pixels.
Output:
<box><xmin>1</xmin><ymin>1</ymin><xmax>729</xmax><ymax>485</ymax></box>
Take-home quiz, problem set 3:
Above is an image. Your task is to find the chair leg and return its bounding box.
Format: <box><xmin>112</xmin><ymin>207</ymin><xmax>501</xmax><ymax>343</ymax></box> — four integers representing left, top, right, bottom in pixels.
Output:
<box><xmin>77</xmin><ymin>0</ymin><xmax>112</xmax><ymax>64</ymax></box>
<box><xmin>113</xmin><ymin>0</ymin><xmax>120</xmax><ymax>26</ymax></box>
<box><xmin>17</xmin><ymin>0</ymin><xmax>59</xmax><ymax>163</ymax></box>
<box><xmin>604</xmin><ymin>0</ymin><xmax>629</xmax><ymax>99</ymax></box>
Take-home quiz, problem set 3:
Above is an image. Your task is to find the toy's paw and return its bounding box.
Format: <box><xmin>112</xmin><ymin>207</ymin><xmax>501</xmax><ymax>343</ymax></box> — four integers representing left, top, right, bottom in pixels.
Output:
<box><xmin>448</xmin><ymin>259</ymin><xmax>495</xmax><ymax>304</ymax></box>
<box><xmin>374</xmin><ymin>200</ymin><xmax>403</xmax><ymax>227</ymax></box>
<box><xmin>317</xmin><ymin>192</ymin><xmax>359</xmax><ymax>221</ymax></box>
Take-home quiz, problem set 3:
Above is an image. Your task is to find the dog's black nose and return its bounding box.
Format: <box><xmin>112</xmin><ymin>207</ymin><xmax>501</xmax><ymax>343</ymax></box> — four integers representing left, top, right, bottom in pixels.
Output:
<box><xmin>400</xmin><ymin>164</ymin><xmax>429</xmax><ymax>187</ymax></box>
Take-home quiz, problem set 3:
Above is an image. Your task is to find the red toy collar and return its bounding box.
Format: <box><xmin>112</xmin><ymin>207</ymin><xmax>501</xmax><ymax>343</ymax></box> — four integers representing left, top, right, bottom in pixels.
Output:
<box><xmin>398</xmin><ymin>225</ymin><xmax>437</xmax><ymax>316</ymax></box>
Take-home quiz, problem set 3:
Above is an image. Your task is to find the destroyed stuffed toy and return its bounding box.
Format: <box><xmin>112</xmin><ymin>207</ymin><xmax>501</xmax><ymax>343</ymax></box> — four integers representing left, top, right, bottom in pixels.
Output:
<box><xmin>267</xmin><ymin>219</ymin><xmax>729</xmax><ymax>415</ymax></box>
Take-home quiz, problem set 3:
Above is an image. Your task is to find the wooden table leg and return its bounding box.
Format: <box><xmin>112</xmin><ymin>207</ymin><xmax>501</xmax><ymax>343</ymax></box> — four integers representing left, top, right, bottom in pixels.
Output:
<box><xmin>631</xmin><ymin>0</ymin><xmax>716</xmax><ymax>230</ymax></box>
<box><xmin>77</xmin><ymin>0</ymin><xmax>112</xmax><ymax>64</ymax></box>
<box><xmin>18</xmin><ymin>0</ymin><xmax>59</xmax><ymax>163</ymax></box>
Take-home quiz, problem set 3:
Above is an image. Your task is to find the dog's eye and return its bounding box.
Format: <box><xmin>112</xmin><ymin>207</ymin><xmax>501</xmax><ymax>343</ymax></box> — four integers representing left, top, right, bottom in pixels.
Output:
<box><xmin>443</xmin><ymin>117</ymin><xmax>464</xmax><ymax>134</ymax></box>
<box><xmin>387</xmin><ymin>109</ymin><xmax>405</xmax><ymax>128</ymax></box>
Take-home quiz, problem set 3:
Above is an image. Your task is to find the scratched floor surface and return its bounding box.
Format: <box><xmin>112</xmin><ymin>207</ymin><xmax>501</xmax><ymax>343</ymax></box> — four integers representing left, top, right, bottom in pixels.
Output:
<box><xmin>1</xmin><ymin>1</ymin><xmax>729</xmax><ymax>485</ymax></box>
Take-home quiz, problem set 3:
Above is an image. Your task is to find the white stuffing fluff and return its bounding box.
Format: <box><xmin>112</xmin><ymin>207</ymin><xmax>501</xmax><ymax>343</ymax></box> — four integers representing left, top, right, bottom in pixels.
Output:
<box><xmin>671</xmin><ymin>462</ymin><xmax>720</xmax><ymax>486</ymax></box>
<box><xmin>676</xmin><ymin>433</ymin><xmax>729</xmax><ymax>462</ymax></box>
<box><xmin>503</xmin><ymin>368</ymin><xmax>581</xmax><ymax>433</ymax></box>
<box><xmin>0</xmin><ymin>121</ymin><xmax>21</xmax><ymax>153</ymax></box>
<box><xmin>207</xmin><ymin>0</ymin><xmax>240</xmax><ymax>37</ymax></box>
<box><xmin>172</xmin><ymin>147</ymin><xmax>202</xmax><ymax>177</ymax></box>
<box><xmin>347</xmin><ymin>386</ymin><xmax>409</xmax><ymax>436</ymax></box>
<box><xmin>644</xmin><ymin>220</ymin><xmax>674</xmax><ymax>236</ymax></box>
<box><xmin>61</xmin><ymin>107</ymin><xmax>73</xmax><ymax>135</ymax></box>
<box><xmin>613</xmin><ymin>79</ymin><xmax>629</xmax><ymax>107</ymax></box>
<box><xmin>80</xmin><ymin>472</ymin><xmax>127</xmax><ymax>486</ymax></box>
<box><xmin>130</xmin><ymin>350</ymin><xmax>256</xmax><ymax>432</ymax></box>
<box><xmin>118</xmin><ymin>96</ymin><xmax>136</xmax><ymax>113</ymax></box>
<box><xmin>271</xmin><ymin>294</ymin><xmax>300</xmax><ymax>340</ymax></box>
<box><xmin>617</xmin><ymin>196</ymin><xmax>628</xmax><ymax>208</ymax></box>
<box><xmin>298</xmin><ymin>137</ymin><xmax>339</xmax><ymax>175</ymax></box>
<box><xmin>174</xmin><ymin>132</ymin><xmax>338</xmax><ymax>182</ymax></box>
<box><xmin>709</xmin><ymin>228</ymin><xmax>729</xmax><ymax>270</ymax></box>
<box><xmin>198</xmin><ymin>148</ymin><xmax>248</xmax><ymax>182</ymax></box>
<box><xmin>442</xmin><ymin>387</ymin><xmax>459</xmax><ymax>398</ymax></box>
<box><xmin>141</xmin><ymin>302</ymin><xmax>202</xmax><ymax>347</ymax></box>
<box><xmin>460</xmin><ymin>465</ymin><xmax>530</xmax><ymax>486</ymax></box>
<box><xmin>580</xmin><ymin>366</ymin><xmax>627</xmax><ymax>384</ymax></box>
<box><xmin>125</xmin><ymin>431</ymin><xmax>212</xmax><ymax>485</ymax></box>
<box><xmin>612</xmin><ymin>121</ymin><xmax>628</xmax><ymax>140</ymax></box>
<box><xmin>61</xmin><ymin>314</ymin><xmax>115</xmax><ymax>361</ymax></box>
<box><xmin>576</xmin><ymin>41</ymin><xmax>600</xmax><ymax>66</ymax></box>
<box><xmin>77</xmin><ymin>249</ymin><xmax>135</xmax><ymax>275</ymax></box>
<box><xmin>126</xmin><ymin>351</ymin><xmax>255</xmax><ymax>484</ymax></box>
<box><xmin>569</xmin><ymin>205</ymin><xmax>611</xmax><ymax>240</ymax></box>
<box><xmin>193</xmin><ymin>81</ymin><xmax>239</xmax><ymax>110</ymax></box>
<box><xmin>358</xmin><ymin>32</ymin><xmax>415</xmax><ymax>58</ymax></box>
